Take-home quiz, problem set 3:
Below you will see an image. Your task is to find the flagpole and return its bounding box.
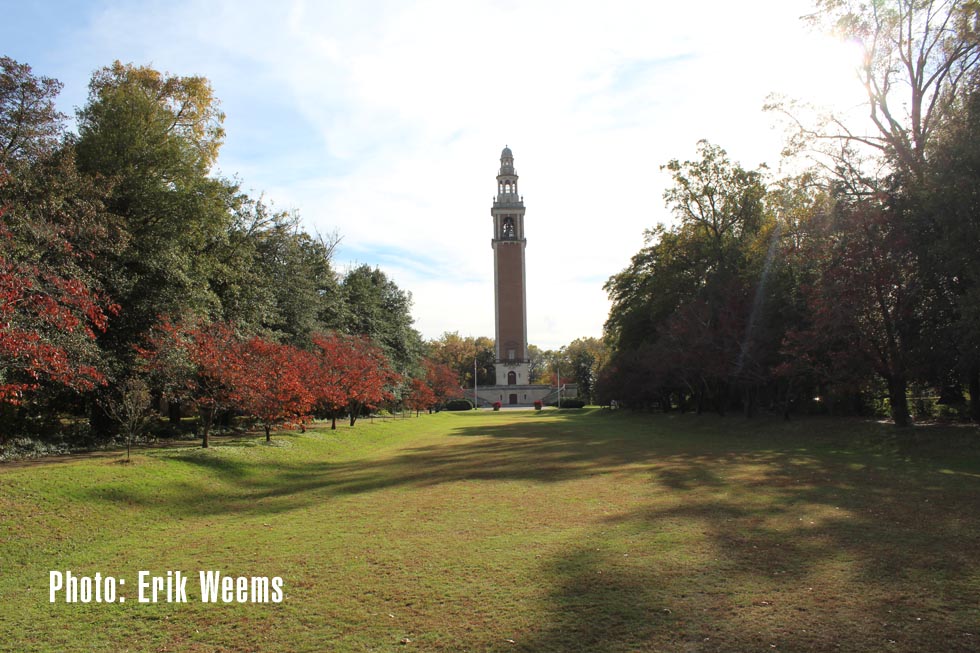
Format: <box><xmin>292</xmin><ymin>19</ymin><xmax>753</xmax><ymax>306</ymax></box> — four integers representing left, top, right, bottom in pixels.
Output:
<box><xmin>557</xmin><ymin>365</ymin><xmax>561</xmax><ymax>408</ymax></box>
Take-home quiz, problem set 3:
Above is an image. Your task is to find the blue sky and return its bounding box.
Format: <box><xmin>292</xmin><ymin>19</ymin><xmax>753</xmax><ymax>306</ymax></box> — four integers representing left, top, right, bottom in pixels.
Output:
<box><xmin>4</xmin><ymin>0</ymin><xmax>866</xmax><ymax>349</ymax></box>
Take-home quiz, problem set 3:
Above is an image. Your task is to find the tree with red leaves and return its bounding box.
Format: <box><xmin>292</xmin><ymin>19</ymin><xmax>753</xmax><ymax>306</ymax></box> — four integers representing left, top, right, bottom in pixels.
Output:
<box><xmin>309</xmin><ymin>332</ymin><xmax>399</xmax><ymax>427</ymax></box>
<box><xmin>0</xmin><ymin>204</ymin><xmax>116</xmax><ymax>441</ymax></box>
<box><xmin>344</xmin><ymin>338</ymin><xmax>399</xmax><ymax>426</ymax></box>
<box><xmin>423</xmin><ymin>359</ymin><xmax>462</xmax><ymax>408</ymax></box>
<box><xmin>309</xmin><ymin>332</ymin><xmax>350</xmax><ymax>429</ymax></box>
<box><xmin>227</xmin><ymin>336</ymin><xmax>314</xmax><ymax>441</ymax></box>
<box><xmin>404</xmin><ymin>376</ymin><xmax>436</xmax><ymax>417</ymax></box>
<box><xmin>400</xmin><ymin>359</ymin><xmax>461</xmax><ymax>417</ymax></box>
<box><xmin>139</xmin><ymin>318</ymin><xmax>241</xmax><ymax>448</ymax></box>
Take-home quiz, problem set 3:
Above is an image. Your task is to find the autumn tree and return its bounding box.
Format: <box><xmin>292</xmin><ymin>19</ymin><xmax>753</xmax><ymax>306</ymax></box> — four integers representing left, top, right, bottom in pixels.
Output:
<box><xmin>427</xmin><ymin>331</ymin><xmax>495</xmax><ymax>388</ymax></box>
<box><xmin>310</xmin><ymin>332</ymin><xmax>399</xmax><ymax>428</ymax></box>
<box><xmin>526</xmin><ymin>344</ymin><xmax>546</xmax><ymax>384</ymax></box>
<box><xmin>226</xmin><ymin>337</ymin><xmax>314</xmax><ymax>441</ymax></box>
<box><xmin>0</xmin><ymin>205</ymin><xmax>115</xmax><ymax>438</ymax></box>
<box><xmin>139</xmin><ymin>318</ymin><xmax>240</xmax><ymax>448</ymax></box>
<box><xmin>339</xmin><ymin>336</ymin><xmax>399</xmax><ymax>426</ymax></box>
<box><xmin>0</xmin><ymin>59</ymin><xmax>120</xmax><ymax>440</ymax></box>
<box><xmin>404</xmin><ymin>377</ymin><xmax>436</xmax><ymax>416</ymax></box>
<box><xmin>1</xmin><ymin>57</ymin><xmax>371</xmax><ymax>446</ymax></box>
<box><xmin>1</xmin><ymin>57</ymin><xmax>65</xmax><ymax>169</ymax></box>
<box><xmin>530</xmin><ymin>347</ymin><xmax>563</xmax><ymax>387</ymax></box>
<box><xmin>424</xmin><ymin>359</ymin><xmax>463</xmax><ymax>406</ymax></box>
<box><xmin>309</xmin><ymin>332</ymin><xmax>353</xmax><ymax>429</ymax></box>
<box><xmin>402</xmin><ymin>358</ymin><xmax>463</xmax><ymax>417</ymax></box>
<box><xmin>563</xmin><ymin>337</ymin><xmax>609</xmax><ymax>404</ymax></box>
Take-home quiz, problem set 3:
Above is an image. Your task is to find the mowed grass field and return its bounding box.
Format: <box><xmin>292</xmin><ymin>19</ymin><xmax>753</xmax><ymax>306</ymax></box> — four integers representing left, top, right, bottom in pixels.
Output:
<box><xmin>1</xmin><ymin>409</ymin><xmax>979</xmax><ymax>652</ymax></box>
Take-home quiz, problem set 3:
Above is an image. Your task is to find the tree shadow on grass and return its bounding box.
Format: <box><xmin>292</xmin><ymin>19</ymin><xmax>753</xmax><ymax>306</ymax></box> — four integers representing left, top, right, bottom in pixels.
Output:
<box><xmin>505</xmin><ymin>428</ymin><xmax>980</xmax><ymax>652</ymax></box>
<box><xmin>85</xmin><ymin>412</ymin><xmax>690</xmax><ymax>517</ymax></box>
<box><xmin>81</xmin><ymin>412</ymin><xmax>980</xmax><ymax>651</ymax></box>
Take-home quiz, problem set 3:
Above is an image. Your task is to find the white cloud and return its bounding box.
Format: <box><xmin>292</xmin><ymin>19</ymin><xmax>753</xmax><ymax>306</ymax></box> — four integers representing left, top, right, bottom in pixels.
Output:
<box><xmin>12</xmin><ymin>0</ymin><xmax>871</xmax><ymax>349</ymax></box>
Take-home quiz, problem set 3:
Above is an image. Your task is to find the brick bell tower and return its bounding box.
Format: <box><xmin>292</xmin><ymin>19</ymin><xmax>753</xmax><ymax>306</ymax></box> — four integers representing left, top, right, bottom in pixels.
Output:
<box><xmin>491</xmin><ymin>146</ymin><xmax>529</xmax><ymax>389</ymax></box>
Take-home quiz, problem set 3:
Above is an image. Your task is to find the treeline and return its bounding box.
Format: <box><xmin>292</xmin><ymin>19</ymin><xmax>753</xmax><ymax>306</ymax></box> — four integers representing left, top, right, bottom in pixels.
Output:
<box><xmin>425</xmin><ymin>332</ymin><xmax>609</xmax><ymax>404</ymax></box>
<box><xmin>600</xmin><ymin>1</ymin><xmax>980</xmax><ymax>426</ymax></box>
<box><xmin>0</xmin><ymin>57</ymin><xmax>459</xmax><ymax>449</ymax></box>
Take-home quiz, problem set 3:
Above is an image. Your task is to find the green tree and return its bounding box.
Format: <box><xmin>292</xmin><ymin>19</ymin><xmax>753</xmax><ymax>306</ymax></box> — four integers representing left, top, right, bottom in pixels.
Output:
<box><xmin>533</xmin><ymin>348</ymin><xmax>564</xmax><ymax>386</ymax></box>
<box><xmin>603</xmin><ymin>141</ymin><xmax>773</xmax><ymax>412</ymax></box>
<box><xmin>770</xmin><ymin>0</ymin><xmax>980</xmax><ymax>425</ymax></box>
<box><xmin>341</xmin><ymin>265</ymin><xmax>423</xmax><ymax>376</ymax></box>
<box><xmin>564</xmin><ymin>337</ymin><xmax>609</xmax><ymax>404</ymax></box>
<box><xmin>74</xmin><ymin>62</ymin><xmax>236</xmax><ymax>386</ymax></box>
<box><xmin>527</xmin><ymin>343</ymin><xmax>546</xmax><ymax>384</ymax></box>
<box><xmin>250</xmin><ymin>212</ymin><xmax>343</xmax><ymax>345</ymax></box>
<box><xmin>919</xmin><ymin>76</ymin><xmax>980</xmax><ymax>420</ymax></box>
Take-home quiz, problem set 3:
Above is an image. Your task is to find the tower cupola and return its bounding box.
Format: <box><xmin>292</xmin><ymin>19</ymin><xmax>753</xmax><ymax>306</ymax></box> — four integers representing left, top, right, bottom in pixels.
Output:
<box><xmin>500</xmin><ymin>146</ymin><xmax>514</xmax><ymax>174</ymax></box>
<box><xmin>496</xmin><ymin>145</ymin><xmax>519</xmax><ymax>200</ymax></box>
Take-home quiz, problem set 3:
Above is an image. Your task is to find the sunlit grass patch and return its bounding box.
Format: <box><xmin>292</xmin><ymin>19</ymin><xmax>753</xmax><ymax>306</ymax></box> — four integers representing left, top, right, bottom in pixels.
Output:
<box><xmin>1</xmin><ymin>410</ymin><xmax>978</xmax><ymax>651</ymax></box>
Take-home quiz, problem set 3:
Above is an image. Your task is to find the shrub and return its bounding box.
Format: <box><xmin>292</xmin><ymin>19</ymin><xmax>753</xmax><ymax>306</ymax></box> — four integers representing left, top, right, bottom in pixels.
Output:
<box><xmin>556</xmin><ymin>399</ymin><xmax>586</xmax><ymax>409</ymax></box>
<box><xmin>445</xmin><ymin>399</ymin><xmax>474</xmax><ymax>411</ymax></box>
<box><xmin>492</xmin><ymin>401</ymin><xmax>501</xmax><ymax>411</ymax></box>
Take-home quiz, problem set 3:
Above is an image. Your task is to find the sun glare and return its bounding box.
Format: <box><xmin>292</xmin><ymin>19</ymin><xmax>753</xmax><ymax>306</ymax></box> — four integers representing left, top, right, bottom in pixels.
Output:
<box><xmin>796</xmin><ymin>33</ymin><xmax>868</xmax><ymax>112</ymax></box>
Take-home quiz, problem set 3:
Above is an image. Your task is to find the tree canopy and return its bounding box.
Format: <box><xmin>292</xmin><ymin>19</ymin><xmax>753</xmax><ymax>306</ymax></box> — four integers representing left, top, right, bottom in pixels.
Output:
<box><xmin>602</xmin><ymin>0</ymin><xmax>980</xmax><ymax>425</ymax></box>
<box><xmin>0</xmin><ymin>57</ymin><xmax>422</xmax><ymax>446</ymax></box>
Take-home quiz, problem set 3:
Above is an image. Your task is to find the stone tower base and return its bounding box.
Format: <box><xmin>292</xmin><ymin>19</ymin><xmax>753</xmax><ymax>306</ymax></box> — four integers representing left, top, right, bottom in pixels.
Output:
<box><xmin>473</xmin><ymin>384</ymin><xmax>553</xmax><ymax>407</ymax></box>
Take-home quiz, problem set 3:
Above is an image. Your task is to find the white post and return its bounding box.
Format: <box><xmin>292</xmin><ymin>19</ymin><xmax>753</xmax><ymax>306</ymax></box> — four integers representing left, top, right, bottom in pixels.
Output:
<box><xmin>557</xmin><ymin>365</ymin><xmax>561</xmax><ymax>408</ymax></box>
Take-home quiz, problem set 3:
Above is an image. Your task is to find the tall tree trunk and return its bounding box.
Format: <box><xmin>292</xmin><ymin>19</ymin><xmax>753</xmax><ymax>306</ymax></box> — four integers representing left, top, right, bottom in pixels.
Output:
<box><xmin>331</xmin><ymin>411</ymin><xmax>337</xmax><ymax>430</ymax></box>
<box><xmin>887</xmin><ymin>374</ymin><xmax>912</xmax><ymax>427</ymax></box>
<box><xmin>782</xmin><ymin>378</ymin><xmax>793</xmax><ymax>421</ymax></box>
<box><xmin>743</xmin><ymin>385</ymin><xmax>754</xmax><ymax>418</ymax></box>
<box><xmin>200</xmin><ymin>407</ymin><xmax>213</xmax><ymax>448</ymax></box>
<box><xmin>969</xmin><ymin>363</ymin><xmax>980</xmax><ymax>423</ymax></box>
<box><xmin>265</xmin><ymin>424</ymin><xmax>271</xmax><ymax>442</ymax></box>
<box><xmin>168</xmin><ymin>400</ymin><xmax>181</xmax><ymax>425</ymax></box>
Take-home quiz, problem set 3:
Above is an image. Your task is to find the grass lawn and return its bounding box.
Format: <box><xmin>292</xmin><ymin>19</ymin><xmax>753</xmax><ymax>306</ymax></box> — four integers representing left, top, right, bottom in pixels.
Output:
<box><xmin>1</xmin><ymin>409</ymin><xmax>979</xmax><ymax>652</ymax></box>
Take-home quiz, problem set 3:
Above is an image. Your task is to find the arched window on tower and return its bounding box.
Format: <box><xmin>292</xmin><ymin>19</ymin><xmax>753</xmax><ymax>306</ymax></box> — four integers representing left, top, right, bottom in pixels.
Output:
<box><xmin>502</xmin><ymin>217</ymin><xmax>516</xmax><ymax>239</ymax></box>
